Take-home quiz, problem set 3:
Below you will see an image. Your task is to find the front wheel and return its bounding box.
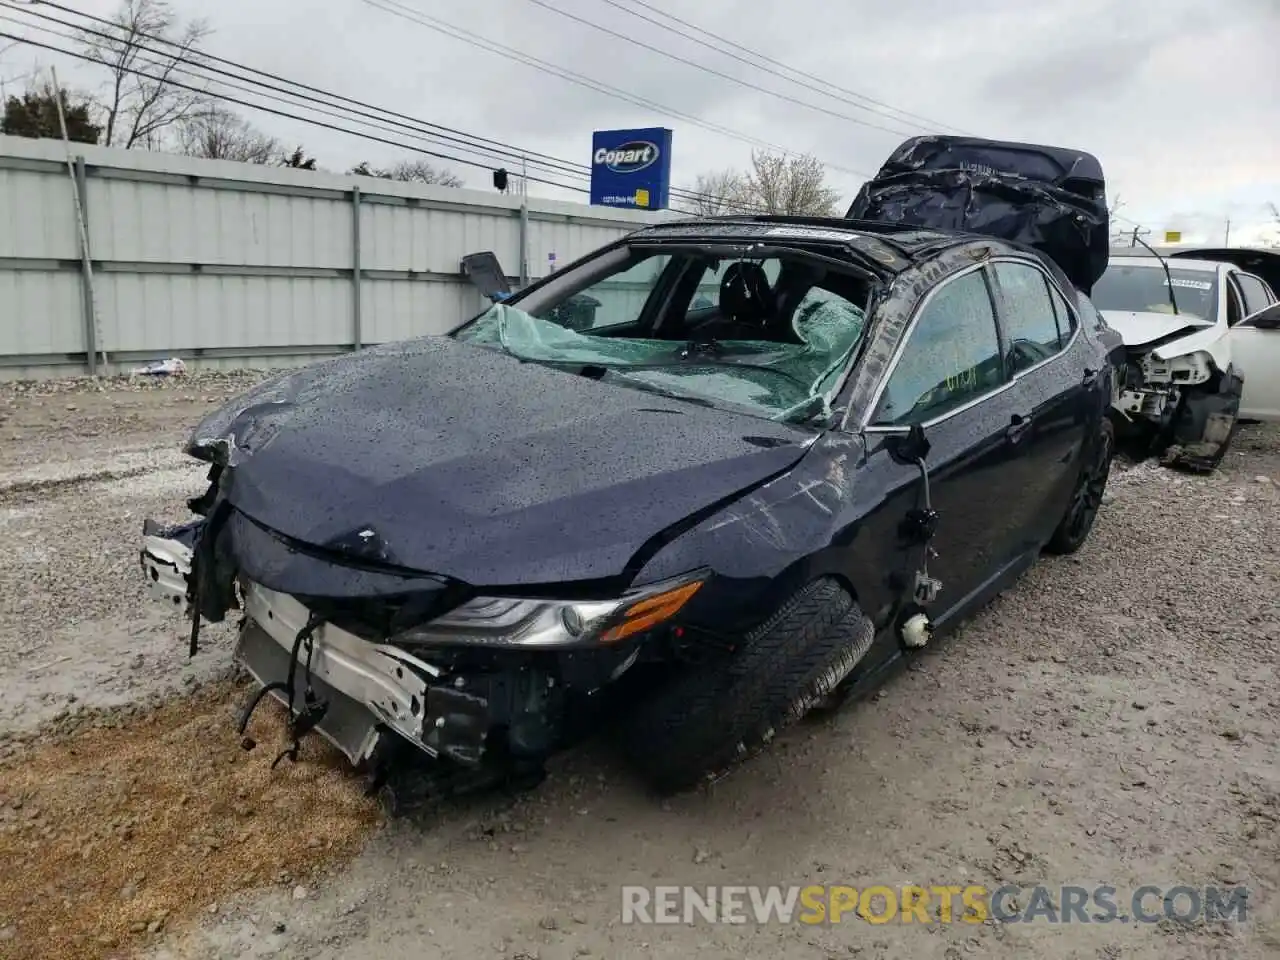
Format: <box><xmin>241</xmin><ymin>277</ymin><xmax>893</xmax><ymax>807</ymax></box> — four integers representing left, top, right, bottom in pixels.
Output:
<box><xmin>617</xmin><ymin>578</ymin><xmax>875</xmax><ymax>794</ymax></box>
<box><xmin>1045</xmin><ymin>419</ymin><xmax>1114</xmax><ymax>555</ymax></box>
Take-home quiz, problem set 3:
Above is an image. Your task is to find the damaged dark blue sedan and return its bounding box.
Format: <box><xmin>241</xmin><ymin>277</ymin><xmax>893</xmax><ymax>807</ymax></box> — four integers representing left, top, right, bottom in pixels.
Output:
<box><xmin>139</xmin><ymin>136</ymin><xmax>1124</xmax><ymax>808</ymax></box>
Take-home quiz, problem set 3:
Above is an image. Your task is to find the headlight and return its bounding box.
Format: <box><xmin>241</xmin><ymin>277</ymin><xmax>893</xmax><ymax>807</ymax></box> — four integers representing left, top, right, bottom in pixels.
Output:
<box><xmin>389</xmin><ymin>573</ymin><xmax>705</xmax><ymax>650</ymax></box>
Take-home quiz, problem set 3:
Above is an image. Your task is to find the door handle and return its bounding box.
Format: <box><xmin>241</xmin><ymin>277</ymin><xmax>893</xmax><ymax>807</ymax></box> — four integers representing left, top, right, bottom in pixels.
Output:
<box><xmin>1081</xmin><ymin>367</ymin><xmax>1099</xmax><ymax>387</ymax></box>
<box><xmin>1006</xmin><ymin>413</ymin><xmax>1033</xmax><ymax>443</ymax></box>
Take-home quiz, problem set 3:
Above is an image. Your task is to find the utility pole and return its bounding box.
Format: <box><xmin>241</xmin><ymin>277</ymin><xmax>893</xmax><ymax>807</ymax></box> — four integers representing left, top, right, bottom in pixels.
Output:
<box><xmin>1126</xmin><ymin>225</ymin><xmax>1152</xmax><ymax>248</ymax></box>
<box><xmin>519</xmin><ymin>153</ymin><xmax>528</xmax><ymax>288</ymax></box>
<box><xmin>51</xmin><ymin>65</ymin><xmax>107</xmax><ymax>374</ymax></box>
<box><xmin>1224</xmin><ymin>218</ymin><xmax>1231</xmax><ymax>247</ymax></box>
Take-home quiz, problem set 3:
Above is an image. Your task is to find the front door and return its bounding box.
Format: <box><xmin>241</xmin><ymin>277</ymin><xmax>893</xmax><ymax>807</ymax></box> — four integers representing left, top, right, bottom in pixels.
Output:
<box><xmin>1229</xmin><ymin>274</ymin><xmax>1280</xmax><ymax>421</ymax></box>
<box><xmin>856</xmin><ymin>265</ymin><xmax>1032</xmax><ymax>624</ymax></box>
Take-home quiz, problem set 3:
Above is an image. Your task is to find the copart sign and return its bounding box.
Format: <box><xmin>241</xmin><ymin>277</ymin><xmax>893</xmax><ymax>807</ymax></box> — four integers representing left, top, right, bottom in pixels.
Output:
<box><xmin>589</xmin><ymin>127</ymin><xmax>673</xmax><ymax>211</ymax></box>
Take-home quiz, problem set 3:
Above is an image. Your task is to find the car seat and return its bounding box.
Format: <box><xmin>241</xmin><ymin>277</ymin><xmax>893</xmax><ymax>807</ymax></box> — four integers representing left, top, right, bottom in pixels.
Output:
<box><xmin>710</xmin><ymin>261</ymin><xmax>775</xmax><ymax>340</ymax></box>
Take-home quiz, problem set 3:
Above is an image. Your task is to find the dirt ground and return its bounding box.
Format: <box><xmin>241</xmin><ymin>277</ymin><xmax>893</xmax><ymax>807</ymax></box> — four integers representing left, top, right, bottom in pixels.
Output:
<box><xmin>0</xmin><ymin>375</ymin><xmax>1277</xmax><ymax>960</ymax></box>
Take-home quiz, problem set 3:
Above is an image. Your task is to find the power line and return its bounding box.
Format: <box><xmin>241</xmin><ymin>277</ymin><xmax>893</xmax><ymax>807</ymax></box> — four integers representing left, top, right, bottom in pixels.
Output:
<box><xmin>21</xmin><ymin>0</ymin><xmax>597</xmax><ymax>182</ymax></box>
<box><xmin>3</xmin><ymin>2</ymin><xmax>727</xmax><ymax>205</ymax></box>
<box><xmin>2</xmin><ymin>6</ymin><xmax>596</xmax><ymax>184</ymax></box>
<box><xmin>361</xmin><ymin>0</ymin><xmax>875</xmax><ymax>178</ymax></box>
<box><xmin>523</xmin><ymin>0</ymin><xmax>925</xmax><ymax>139</ymax></box>
<box><xmin>5</xmin><ymin>7</ymin><xmax>1142</xmax><ymax>233</ymax></box>
<box><xmin>617</xmin><ymin>0</ymin><xmax>973</xmax><ymax>137</ymax></box>
<box><xmin>0</xmin><ymin>29</ymin><xmax>611</xmax><ymax>194</ymax></box>
<box><xmin>13</xmin><ymin>0</ymin><xmax>723</xmax><ymax>204</ymax></box>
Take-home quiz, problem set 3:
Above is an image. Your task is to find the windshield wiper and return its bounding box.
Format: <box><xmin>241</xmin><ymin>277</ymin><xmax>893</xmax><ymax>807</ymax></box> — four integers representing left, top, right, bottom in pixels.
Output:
<box><xmin>1130</xmin><ymin>235</ymin><xmax>1180</xmax><ymax>315</ymax></box>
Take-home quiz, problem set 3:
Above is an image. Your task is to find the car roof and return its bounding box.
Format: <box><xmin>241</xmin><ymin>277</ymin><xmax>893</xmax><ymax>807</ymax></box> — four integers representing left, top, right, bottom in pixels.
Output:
<box><xmin>630</xmin><ymin>214</ymin><xmax>1017</xmax><ymax>275</ymax></box>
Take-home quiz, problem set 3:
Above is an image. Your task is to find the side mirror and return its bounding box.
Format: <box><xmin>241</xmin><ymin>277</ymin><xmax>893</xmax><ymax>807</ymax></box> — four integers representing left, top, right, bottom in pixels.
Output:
<box><xmin>1246</xmin><ymin>303</ymin><xmax>1280</xmax><ymax>330</ymax></box>
<box><xmin>884</xmin><ymin>422</ymin><xmax>931</xmax><ymax>465</ymax></box>
<box><xmin>460</xmin><ymin>251</ymin><xmax>512</xmax><ymax>302</ymax></box>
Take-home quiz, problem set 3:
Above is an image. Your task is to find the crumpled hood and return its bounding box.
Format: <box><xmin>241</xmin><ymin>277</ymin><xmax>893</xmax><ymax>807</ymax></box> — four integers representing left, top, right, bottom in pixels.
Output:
<box><xmin>1101</xmin><ymin>310</ymin><xmax>1214</xmax><ymax>349</ymax></box>
<box><xmin>189</xmin><ymin>336</ymin><xmax>814</xmax><ymax>587</ymax></box>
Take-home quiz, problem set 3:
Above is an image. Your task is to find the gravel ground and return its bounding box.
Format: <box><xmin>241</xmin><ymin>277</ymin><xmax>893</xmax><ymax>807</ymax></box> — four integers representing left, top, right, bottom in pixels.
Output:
<box><xmin>0</xmin><ymin>376</ymin><xmax>1277</xmax><ymax>960</ymax></box>
<box><xmin>0</xmin><ymin>373</ymin><xmax>268</xmax><ymax>738</ymax></box>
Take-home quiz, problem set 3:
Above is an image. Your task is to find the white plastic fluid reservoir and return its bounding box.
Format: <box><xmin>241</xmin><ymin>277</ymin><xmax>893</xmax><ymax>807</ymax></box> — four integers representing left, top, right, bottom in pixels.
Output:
<box><xmin>902</xmin><ymin>613</ymin><xmax>933</xmax><ymax>649</ymax></box>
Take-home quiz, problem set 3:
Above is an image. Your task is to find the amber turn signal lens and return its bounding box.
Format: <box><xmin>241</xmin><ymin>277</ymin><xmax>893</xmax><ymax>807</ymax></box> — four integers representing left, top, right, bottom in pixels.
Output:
<box><xmin>600</xmin><ymin>581</ymin><xmax>703</xmax><ymax>645</ymax></box>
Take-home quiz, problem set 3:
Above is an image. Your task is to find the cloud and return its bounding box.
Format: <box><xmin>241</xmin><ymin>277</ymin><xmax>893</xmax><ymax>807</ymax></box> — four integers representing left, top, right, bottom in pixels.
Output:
<box><xmin>5</xmin><ymin>0</ymin><xmax>1275</xmax><ymax>230</ymax></box>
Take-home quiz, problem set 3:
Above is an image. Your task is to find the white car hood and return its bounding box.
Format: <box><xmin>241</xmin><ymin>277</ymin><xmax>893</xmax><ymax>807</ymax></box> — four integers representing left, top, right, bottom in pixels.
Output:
<box><xmin>1101</xmin><ymin>310</ymin><xmax>1215</xmax><ymax>349</ymax></box>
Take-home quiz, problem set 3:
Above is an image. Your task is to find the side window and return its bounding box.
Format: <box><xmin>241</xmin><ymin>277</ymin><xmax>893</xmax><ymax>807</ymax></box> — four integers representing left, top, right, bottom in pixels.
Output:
<box><xmin>1225</xmin><ymin>278</ymin><xmax>1245</xmax><ymax>327</ymax></box>
<box><xmin>873</xmin><ymin>270</ymin><xmax>1003</xmax><ymax>426</ymax></box>
<box><xmin>1235</xmin><ymin>274</ymin><xmax>1274</xmax><ymax>317</ymax></box>
<box><xmin>992</xmin><ymin>262</ymin><xmax>1065</xmax><ymax>373</ymax></box>
<box><xmin>539</xmin><ymin>254</ymin><xmax>673</xmax><ymax>331</ymax></box>
<box><xmin>1046</xmin><ymin>283</ymin><xmax>1079</xmax><ymax>338</ymax></box>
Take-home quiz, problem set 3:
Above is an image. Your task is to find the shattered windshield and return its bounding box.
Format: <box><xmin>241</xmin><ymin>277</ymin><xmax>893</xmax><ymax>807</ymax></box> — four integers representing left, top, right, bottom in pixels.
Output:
<box><xmin>453</xmin><ymin>248</ymin><xmax>871</xmax><ymax>423</ymax></box>
<box><xmin>1091</xmin><ymin>264</ymin><xmax>1218</xmax><ymax>321</ymax></box>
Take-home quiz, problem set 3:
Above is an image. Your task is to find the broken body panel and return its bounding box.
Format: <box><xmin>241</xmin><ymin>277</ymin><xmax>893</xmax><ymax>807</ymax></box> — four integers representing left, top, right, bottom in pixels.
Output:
<box><xmin>1091</xmin><ymin>252</ymin><xmax>1280</xmax><ymax>470</ymax></box>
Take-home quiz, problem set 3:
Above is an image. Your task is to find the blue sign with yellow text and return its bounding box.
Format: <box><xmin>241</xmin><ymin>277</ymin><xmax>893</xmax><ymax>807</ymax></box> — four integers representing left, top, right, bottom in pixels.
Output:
<box><xmin>589</xmin><ymin>127</ymin><xmax>672</xmax><ymax>211</ymax></box>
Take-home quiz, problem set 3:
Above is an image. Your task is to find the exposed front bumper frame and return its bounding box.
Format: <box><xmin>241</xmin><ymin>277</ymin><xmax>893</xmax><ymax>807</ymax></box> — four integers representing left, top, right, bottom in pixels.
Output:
<box><xmin>141</xmin><ymin>531</ymin><xmax>194</xmax><ymax>613</ymax></box>
<box><xmin>240</xmin><ymin>582</ymin><xmax>442</xmax><ymax>765</ymax></box>
<box><xmin>140</xmin><ymin>530</ymin><xmax>449</xmax><ymax>766</ymax></box>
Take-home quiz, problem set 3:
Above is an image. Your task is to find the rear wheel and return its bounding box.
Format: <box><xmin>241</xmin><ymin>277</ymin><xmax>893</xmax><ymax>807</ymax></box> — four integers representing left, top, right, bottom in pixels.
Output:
<box><xmin>1046</xmin><ymin>419</ymin><xmax>1114</xmax><ymax>554</ymax></box>
<box><xmin>618</xmin><ymin>578</ymin><xmax>875</xmax><ymax>794</ymax></box>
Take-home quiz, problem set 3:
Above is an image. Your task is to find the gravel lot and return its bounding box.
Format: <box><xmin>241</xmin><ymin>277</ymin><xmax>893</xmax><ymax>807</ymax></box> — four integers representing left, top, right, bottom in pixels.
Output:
<box><xmin>1</xmin><ymin>374</ymin><xmax>1277</xmax><ymax>960</ymax></box>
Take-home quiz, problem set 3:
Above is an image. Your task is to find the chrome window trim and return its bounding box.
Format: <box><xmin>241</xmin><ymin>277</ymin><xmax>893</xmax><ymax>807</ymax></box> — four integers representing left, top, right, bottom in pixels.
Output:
<box><xmin>858</xmin><ymin>256</ymin><xmax>1083</xmax><ymax>434</ymax></box>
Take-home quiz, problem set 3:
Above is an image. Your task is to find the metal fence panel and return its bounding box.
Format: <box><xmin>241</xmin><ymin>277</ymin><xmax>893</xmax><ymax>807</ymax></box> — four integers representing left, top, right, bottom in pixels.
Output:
<box><xmin>0</xmin><ymin>134</ymin><xmax>676</xmax><ymax>379</ymax></box>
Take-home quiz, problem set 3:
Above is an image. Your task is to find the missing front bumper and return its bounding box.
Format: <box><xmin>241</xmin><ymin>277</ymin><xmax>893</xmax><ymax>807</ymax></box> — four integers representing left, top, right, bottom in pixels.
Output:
<box><xmin>237</xmin><ymin>583</ymin><xmax>448</xmax><ymax>765</ymax></box>
<box><xmin>139</xmin><ymin>526</ymin><xmax>563</xmax><ymax>770</ymax></box>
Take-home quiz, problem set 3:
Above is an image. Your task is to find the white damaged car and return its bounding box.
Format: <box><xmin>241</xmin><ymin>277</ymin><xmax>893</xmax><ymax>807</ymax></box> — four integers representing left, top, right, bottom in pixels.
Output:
<box><xmin>1089</xmin><ymin>249</ymin><xmax>1280</xmax><ymax>470</ymax></box>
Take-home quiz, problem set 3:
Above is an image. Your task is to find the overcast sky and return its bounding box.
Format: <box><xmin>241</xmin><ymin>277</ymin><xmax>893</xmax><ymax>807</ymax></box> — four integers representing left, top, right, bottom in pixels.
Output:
<box><xmin>4</xmin><ymin>0</ymin><xmax>1278</xmax><ymax>244</ymax></box>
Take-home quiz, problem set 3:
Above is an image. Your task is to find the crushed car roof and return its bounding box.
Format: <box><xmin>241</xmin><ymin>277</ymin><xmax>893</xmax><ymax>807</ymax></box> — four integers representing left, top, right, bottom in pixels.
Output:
<box><xmin>629</xmin><ymin>214</ymin><xmax>1017</xmax><ymax>276</ymax></box>
<box><xmin>844</xmin><ymin>135</ymin><xmax>1110</xmax><ymax>294</ymax></box>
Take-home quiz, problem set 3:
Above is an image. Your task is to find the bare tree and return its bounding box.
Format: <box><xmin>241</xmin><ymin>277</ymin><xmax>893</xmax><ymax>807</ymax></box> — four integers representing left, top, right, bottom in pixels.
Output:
<box><xmin>77</xmin><ymin>0</ymin><xmax>211</xmax><ymax>149</ymax></box>
<box><xmin>348</xmin><ymin>158</ymin><xmax>463</xmax><ymax>186</ymax></box>
<box><xmin>1108</xmin><ymin>194</ymin><xmax>1125</xmax><ymax>217</ymax></box>
<box><xmin>0</xmin><ymin>41</ymin><xmax>42</xmax><ymax>102</ymax></box>
<box><xmin>686</xmin><ymin>168</ymin><xmax>748</xmax><ymax>216</ymax></box>
<box><xmin>176</xmin><ymin>103</ymin><xmax>277</xmax><ymax>163</ymax></box>
<box><xmin>739</xmin><ymin>151</ymin><xmax>840</xmax><ymax>216</ymax></box>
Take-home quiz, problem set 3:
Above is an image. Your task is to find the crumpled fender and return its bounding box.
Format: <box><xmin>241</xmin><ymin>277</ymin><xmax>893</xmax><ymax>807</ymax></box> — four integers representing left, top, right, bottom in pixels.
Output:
<box><xmin>1151</xmin><ymin>325</ymin><xmax>1232</xmax><ymax>367</ymax></box>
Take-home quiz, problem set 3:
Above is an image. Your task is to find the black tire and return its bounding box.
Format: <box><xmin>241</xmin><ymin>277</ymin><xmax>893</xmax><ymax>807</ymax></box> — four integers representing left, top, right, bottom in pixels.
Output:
<box><xmin>1046</xmin><ymin>418</ymin><xmax>1114</xmax><ymax>555</ymax></box>
<box><xmin>619</xmin><ymin>578</ymin><xmax>875</xmax><ymax>794</ymax></box>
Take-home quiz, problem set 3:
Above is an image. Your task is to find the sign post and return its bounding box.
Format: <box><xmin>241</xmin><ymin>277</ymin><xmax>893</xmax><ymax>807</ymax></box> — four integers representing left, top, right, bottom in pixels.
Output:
<box><xmin>589</xmin><ymin>127</ymin><xmax>673</xmax><ymax>211</ymax></box>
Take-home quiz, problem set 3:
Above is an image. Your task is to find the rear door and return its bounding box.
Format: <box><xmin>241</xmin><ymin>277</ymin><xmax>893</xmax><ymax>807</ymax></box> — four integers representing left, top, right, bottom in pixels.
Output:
<box><xmin>986</xmin><ymin>259</ymin><xmax>1093</xmax><ymax>549</ymax></box>
<box><xmin>1231</xmin><ymin>272</ymin><xmax>1280</xmax><ymax>419</ymax></box>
